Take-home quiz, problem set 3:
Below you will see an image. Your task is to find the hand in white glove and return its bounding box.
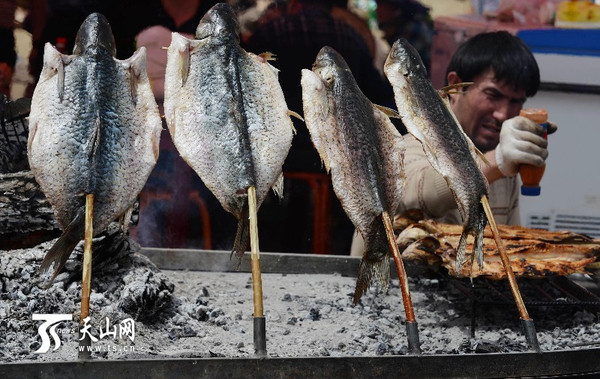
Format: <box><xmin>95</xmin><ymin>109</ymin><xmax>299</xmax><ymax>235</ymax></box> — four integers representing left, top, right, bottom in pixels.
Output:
<box><xmin>495</xmin><ymin>116</ymin><xmax>552</xmax><ymax>177</ymax></box>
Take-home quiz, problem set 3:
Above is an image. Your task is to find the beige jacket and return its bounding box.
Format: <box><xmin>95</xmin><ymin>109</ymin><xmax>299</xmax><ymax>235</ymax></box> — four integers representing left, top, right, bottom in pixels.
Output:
<box><xmin>350</xmin><ymin>134</ymin><xmax>520</xmax><ymax>256</ymax></box>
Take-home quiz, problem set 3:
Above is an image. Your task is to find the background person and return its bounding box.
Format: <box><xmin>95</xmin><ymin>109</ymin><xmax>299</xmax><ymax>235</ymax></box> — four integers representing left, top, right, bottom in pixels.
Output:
<box><xmin>351</xmin><ymin>31</ymin><xmax>556</xmax><ymax>256</ymax></box>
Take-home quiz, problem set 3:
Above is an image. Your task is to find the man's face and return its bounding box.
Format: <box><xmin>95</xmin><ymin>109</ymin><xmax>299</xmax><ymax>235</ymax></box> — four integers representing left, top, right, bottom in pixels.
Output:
<box><xmin>448</xmin><ymin>68</ymin><xmax>527</xmax><ymax>152</ymax></box>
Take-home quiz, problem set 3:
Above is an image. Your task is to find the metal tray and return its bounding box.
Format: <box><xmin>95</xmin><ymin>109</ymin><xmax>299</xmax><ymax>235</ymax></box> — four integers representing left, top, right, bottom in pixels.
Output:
<box><xmin>1</xmin><ymin>248</ymin><xmax>598</xmax><ymax>378</ymax></box>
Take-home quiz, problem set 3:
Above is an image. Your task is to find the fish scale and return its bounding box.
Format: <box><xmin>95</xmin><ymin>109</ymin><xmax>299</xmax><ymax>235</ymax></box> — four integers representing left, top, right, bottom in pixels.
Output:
<box><xmin>164</xmin><ymin>3</ymin><xmax>294</xmax><ymax>258</ymax></box>
<box><xmin>301</xmin><ymin>46</ymin><xmax>404</xmax><ymax>302</ymax></box>
<box><xmin>28</xmin><ymin>13</ymin><xmax>162</xmax><ymax>281</ymax></box>
<box><xmin>384</xmin><ymin>38</ymin><xmax>488</xmax><ymax>270</ymax></box>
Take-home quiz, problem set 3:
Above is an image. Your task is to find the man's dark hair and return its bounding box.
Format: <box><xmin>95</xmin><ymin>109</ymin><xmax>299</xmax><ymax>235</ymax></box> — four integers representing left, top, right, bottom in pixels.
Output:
<box><xmin>446</xmin><ymin>31</ymin><xmax>540</xmax><ymax>97</ymax></box>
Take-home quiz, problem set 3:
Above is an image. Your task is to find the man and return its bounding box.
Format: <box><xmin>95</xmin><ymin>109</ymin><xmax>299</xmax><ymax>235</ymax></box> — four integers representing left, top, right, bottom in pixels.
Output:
<box><xmin>351</xmin><ymin>31</ymin><xmax>555</xmax><ymax>256</ymax></box>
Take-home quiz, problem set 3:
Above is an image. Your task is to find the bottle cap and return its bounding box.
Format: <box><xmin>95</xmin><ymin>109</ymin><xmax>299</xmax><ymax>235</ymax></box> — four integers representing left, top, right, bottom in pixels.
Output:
<box><xmin>521</xmin><ymin>185</ymin><xmax>541</xmax><ymax>196</ymax></box>
<box><xmin>519</xmin><ymin>108</ymin><xmax>548</xmax><ymax>124</ymax></box>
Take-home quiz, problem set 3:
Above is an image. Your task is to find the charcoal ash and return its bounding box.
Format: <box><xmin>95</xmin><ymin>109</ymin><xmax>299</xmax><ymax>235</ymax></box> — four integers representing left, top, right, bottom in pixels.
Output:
<box><xmin>2</xmin><ymin>242</ymin><xmax>600</xmax><ymax>362</ymax></box>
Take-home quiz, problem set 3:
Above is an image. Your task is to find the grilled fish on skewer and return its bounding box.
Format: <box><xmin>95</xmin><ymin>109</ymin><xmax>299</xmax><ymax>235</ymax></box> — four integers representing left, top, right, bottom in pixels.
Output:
<box><xmin>164</xmin><ymin>4</ymin><xmax>294</xmax><ymax>260</ymax></box>
<box><xmin>385</xmin><ymin>40</ymin><xmax>541</xmax><ymax>351</ymax></box>
<box><xmin>301</xmin><ymin>46</ymin><xmax>404</xmax><ymax>302</ymax></box>
<box><xmin>384</xmin><ymin>38</ymin><xmax>488</xmax><ymax>271</ymax></box>
<box><xmin>28</xmin><ymin>13</ymin><xmax>162</xmax><ymax>282</ymax></box>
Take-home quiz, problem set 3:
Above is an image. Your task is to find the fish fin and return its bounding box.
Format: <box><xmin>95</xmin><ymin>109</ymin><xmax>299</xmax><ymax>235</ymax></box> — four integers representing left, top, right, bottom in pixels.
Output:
<box><xmin>320</xmin><ymin>156</ymin><xmax>331</xmax><ymax>173</ymax></box>
<box><xmin>473</xmin><ymin>225</ymin><xmax>485</xmax><ymax>271</ymax></box>
<box><xmin>120</xmin><ymin>206</ymin><xmax>134</xmax><ymax>234</ymax></box>
<box><xmin>374</xmin><ymin>104</ymin><xmax>400</xmax><ymax>119</ymax></box>
<box><xmin>272</xmin><ymin>173</ymin><xmax>284</xmax><ymax>199</ymax></box>
<box><xmin>179</xmin><ymin>40</ymin><xmax>191</xmax><ymax>87</ymax></box>
<box><xmin>42</xmin><ymin>43</ymin><xmax>70</xmax><ymax>101</ymax></box>
<box><xmin>231</xmin><ymin>201</ymin><xmax>249</xmax><ymax>268</ymax></box>
<box><xmin>466</xmin><ymin>224</ymin><xmax>485</xmax><ymax>279</ymax></box>
<box><xmin>454</xmin><ymin>228</ymin><xmax>469</xmax><ymax>275</ymax></box>
<box><xmin>287</xmin><ymin>110</ymin><xmax>303</xmax><ymax>123</ymax></box>
<box><xmin>39</xmin><ymin>206</ymin><xmax>86</xmax><ymax>286</ymax></box>
<box><xmin>259</xmin><ymin>52</ymin><xmax>277</xmax><ymax>62</ymax></box>
<box><xmin>438</xmin><ymin>82</ymin><xmax>473</xmax><ymax>96</ymax></box>
<box><xmin>423</xmin><ymin>139</ymin><xmax>438</xmax><ymax>161</ymax></box>
<box><xmin>353</xmin><ymin>258</ymin><xmax>390</xmax><ymax>304</ymax></box>
<box><xmin>27</xmin><ymin>120</ymin><xmax>38</xmax><ymax>154</ymax></box>
<box><xmin>124</xmin><ymin>47</ymin><xmax>146</xmax><ymax>105</ymax></box>
<box><xmin>353</xmin><ymin>219</ymin><xmax>390</xmax><ymax>304</ymax></box>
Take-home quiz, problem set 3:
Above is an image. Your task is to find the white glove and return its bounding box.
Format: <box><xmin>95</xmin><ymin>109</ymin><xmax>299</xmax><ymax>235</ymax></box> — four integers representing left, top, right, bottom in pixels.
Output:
<box><xmin>495</xmin><ymin>116</ymin><xmax>550</xmax><ymax>177</ymax></box>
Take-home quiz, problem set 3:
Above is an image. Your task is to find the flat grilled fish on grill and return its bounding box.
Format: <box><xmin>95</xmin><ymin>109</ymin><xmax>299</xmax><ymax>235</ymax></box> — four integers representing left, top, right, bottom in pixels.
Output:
<box><xmin>301</xmin><ymin>46</ymin><xmax>404</xmax><ymax>302</ymax></box>
<box><xmin>164</xmin><ymin>3</ymin><xmax>294</xmax><ymax>259</ymax></box>
<box><xmin>384</xmin><ymin>38</ymin><xmax>488</xmax><ymax>270</ymax></box>
<box><xmin>28</xmin><ymin>13</ymin><xmax>162</xmax><ymax>281</ymax></box>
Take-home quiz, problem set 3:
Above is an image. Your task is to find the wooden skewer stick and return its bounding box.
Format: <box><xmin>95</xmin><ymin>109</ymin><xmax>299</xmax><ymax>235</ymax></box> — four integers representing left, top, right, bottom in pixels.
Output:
<box><xmin>79</xmin><ymin>193</ymin><xmax>94</xmax><ymax>360</ymax></box>
<box><xmin>481</xmin><ymin>195</ymin><xmax>540</xmax><ymax>351</ymax></box>
<box><xmin>247</xmin><ymin>186</ymin><xmax>266</xmax><ymax>356</ymax></box>
<box><xmin>382</xmin><ymin>211</ymin><xmax>421</xmax><ymax>354</ymax></box>
<box><xmin>439</xmin><ymin>82</ymin><xmax>474</xmax><ymax>96</ymax></box>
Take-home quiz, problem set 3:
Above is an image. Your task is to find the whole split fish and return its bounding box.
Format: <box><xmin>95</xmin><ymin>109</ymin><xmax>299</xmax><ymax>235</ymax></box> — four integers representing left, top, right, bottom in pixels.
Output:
<box><xmin>301</xmin><ymin>46</ymin><xmax>404</xmax><ymax>302</ymax></box>
<box><xmin>384</xmin><ymin>38</ymin><xmax>488</xmax><ymax>270</ymax></box>
<box><xmin>163</xmin><ymin>3</ymin><xmax>294</xmax><ymax>259</ymax></box>
<box><xmin>28</xmin><ymin>13</ymin><xmax>162</xmax><ymax>281</ymax></box>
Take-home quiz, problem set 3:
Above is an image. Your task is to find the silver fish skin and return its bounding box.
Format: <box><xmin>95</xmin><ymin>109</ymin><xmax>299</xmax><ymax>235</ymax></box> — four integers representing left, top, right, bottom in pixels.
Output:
<box><xmin>28</xmin><ymin>13</ymin><xmax>162</xmax><ymax>280</ymax></box>
<box><xmin>384</xmin><ymin>38</ymin><xmax>488</xmax><ymax>270</ymax></box>
<box><xmin>164</xmin><ymin>3</ymin><xmax>294</xmax><ymax>258</ymax></box>
<box><xmin>301</xmin><ymin>46</ymin><xmax>404</xmax><ymax>303</ymax></box>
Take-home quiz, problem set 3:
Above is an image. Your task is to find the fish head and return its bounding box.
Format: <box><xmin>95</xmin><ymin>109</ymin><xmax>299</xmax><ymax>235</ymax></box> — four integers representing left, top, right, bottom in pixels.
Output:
<box><xmin>301</xmin><ymin>69</ymin><xmax>324</xmax><ymax>92</ymax></box>
<box><xmin>73</xmin><ymin>13</ymin><xmax>116</xmax><ymax>57</ymax></box>
<box><xmin>195</xmin><ymin>3</ymin><xmax>240</xmax><ymax>43</ymax></box>
<box><xmin>384</xmin><ymin>38</ymin><xmax>427</xmax><ymax>83</ymax></box>
<box><xmin>301</xmin><ymin>67</ymin><xmax>330</xmax><ymax>122</ymax></box>
<box><xmin>310</xmin><ymin>46</ymin><xmax>352</xmax><ymax>89</ymax></box>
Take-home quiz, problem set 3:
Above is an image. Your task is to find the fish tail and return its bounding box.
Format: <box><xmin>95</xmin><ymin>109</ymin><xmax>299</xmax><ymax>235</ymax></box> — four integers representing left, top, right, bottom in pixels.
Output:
<box><xmin>353</xmin><ymin>221</ymin><xmax>390</xmax><ymax>304</ymax></box>
<box><xmin>39</xmin><ymin>206</ymin><xmax>86</xmax><ymax>286</ymax></box>
<box><xmin>353</xmin><ymin>257</ymin><xmax>390</xmax><ymax>304</ymax></box>
<box><xmin>231</xmin><ymin>201</ymin><xmax>249</xmax><ymax>268</ymax></box>
<box><xmin>455</xmin><ymin>228</ymin><xmax>469</xmax><ymax>274</ymax></box>
<box><xmin>473</xmin><ymin>226</ymin><xmax>485</xmax><ymax>270</ymax></box>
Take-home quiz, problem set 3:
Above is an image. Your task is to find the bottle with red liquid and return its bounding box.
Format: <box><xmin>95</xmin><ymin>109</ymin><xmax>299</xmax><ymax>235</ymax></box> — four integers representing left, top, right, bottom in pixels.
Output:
<box><xmin>519</xmin><ymin>108</ymin><xmax>548</xmax><ymax>196</ymax></box>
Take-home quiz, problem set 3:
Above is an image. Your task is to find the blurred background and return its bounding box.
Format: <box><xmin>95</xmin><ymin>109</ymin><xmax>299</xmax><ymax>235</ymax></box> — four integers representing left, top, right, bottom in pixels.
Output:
<box><xmin>2</xmin><ymin>0</ymin><xmax>599</xmax><ymax>254</ymax></box>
